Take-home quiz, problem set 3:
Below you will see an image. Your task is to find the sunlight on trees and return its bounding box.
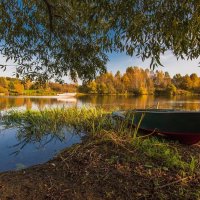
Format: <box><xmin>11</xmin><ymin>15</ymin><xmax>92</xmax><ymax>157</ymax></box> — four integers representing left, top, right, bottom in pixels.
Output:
<box><xmin>81</xmin><ymin>66</ymin><xmax>200</xmax><ymax>95</ymax></box>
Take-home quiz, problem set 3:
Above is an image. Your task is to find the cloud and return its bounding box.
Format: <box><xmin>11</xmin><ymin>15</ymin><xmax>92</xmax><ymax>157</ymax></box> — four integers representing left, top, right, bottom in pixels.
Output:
<box><xmin>0</xmin><ymin>54</ymin><xmax>17</xmax><ymax>77</ymax></box>
<box><xmin>107</xmin><ymin>51</ymin><xmax>200</xmax><ymax>77</ymax></box>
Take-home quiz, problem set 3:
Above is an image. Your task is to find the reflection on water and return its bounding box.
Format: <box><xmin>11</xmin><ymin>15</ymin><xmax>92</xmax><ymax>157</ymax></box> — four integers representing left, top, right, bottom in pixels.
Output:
<box><xmin>1</xmin><ymin>95</ymin><xmax>200</xmax><ymax>111</ymax></box>
<box><xmin>0</xmin><ymin>96</ymin><xmax>77</xmax><ymax>111</ymax></box>
<box><xmin>0</xmin><ymin>126</ymin><xmax>81</xmax><ymax>172</ymax></box>
<box><xmin>79</xmin><ymin>95</ymin><xmax>200</xmax><ymax>110</ymax></box>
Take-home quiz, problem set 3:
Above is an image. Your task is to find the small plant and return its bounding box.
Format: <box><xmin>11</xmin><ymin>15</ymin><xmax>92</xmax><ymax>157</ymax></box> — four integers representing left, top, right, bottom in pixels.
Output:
<box><xmin>134</xmin><ymin>137</ymin><xmax>197</xmax><ymax>173</ymax></box>
<box><xmin>189</xmin><ymin>156</ymin><xmax>197</xmax><ymax>174</ymax></box>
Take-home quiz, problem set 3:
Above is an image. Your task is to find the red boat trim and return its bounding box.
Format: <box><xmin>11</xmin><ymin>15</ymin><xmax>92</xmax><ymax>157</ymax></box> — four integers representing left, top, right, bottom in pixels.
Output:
<box><xmin>138</xmin><ymin>127</ymin><xmax>200</xmax><ymax>136</ymax></box>
<box><xmin>137</xmin><ymin>127</ymin><xmax>200</xmax><ymax>144</ymax></box>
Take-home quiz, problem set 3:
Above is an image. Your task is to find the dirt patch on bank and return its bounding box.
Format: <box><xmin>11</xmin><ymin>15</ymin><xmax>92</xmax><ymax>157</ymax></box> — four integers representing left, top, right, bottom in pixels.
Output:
<box><xmin>0</xmin><ymin>139</ymin><xmax>200</xmax><ymax>200</ymax></box>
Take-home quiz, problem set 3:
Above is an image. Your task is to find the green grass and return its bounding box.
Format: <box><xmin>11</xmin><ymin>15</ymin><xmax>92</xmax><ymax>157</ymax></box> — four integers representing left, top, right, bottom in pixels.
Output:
<box><xmin>1</xmin><ymin>107</ymin><xmax>198</xmax><ymax>174</ymax></box>
<box><xmin>134</xmin><ymin>137</ymin><xmax>197</xmax><ymax>173</ymax></box>
<box><xmin>2</xmin><ymin>107</ymin><xmax>111</xmax><ymax>142</ymax></box>
<box><xmin>24</xmin><ymin>89</ymin><xmax>56</xmax><ymax>96</ymax></box>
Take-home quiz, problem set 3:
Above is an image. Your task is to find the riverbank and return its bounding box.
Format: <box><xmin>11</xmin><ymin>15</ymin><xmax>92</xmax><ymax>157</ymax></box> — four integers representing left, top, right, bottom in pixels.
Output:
<box><xmin>0</xmin><ymin>138</ymin><xmax>200</xmax><ymax>200</ymax></box>
<box><xmin>1</xmin><ymin>108</ymin><xmax>200</xmax><ymax>199</ymax></box>
<box><xmin>1</xmin><ymin>89</ymin><xmax>199</xmax><ymax>97</ymax></box>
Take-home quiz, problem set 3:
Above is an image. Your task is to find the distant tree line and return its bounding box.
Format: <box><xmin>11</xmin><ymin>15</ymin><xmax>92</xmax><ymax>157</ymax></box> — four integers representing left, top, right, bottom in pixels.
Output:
<box><xmin>1</xmin><ymin>66</ymin><xmax>200</xmax><ymax>96</ymax></box>
<box><xmin>80</xmin><ymin>66</ymin><xmax>200</xmax><ymax>96</ymax></box>
<box><xmin>0</xmin><ymin>77</ymin><xmax>77</xmax><ymax>95</ymax></box>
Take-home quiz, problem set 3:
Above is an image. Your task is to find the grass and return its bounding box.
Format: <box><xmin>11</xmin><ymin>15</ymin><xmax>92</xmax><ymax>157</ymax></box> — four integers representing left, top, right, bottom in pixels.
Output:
<box><xmin>2</xmin><ymin>107</ymin><xmax>110</xmax><ymax>135</ymax></box>
<box><xmin>23</xmin><ymin>89</ymin><xmax>57</xmax><ymax>96</ymax></box>
<box><xmin>135</xmin><ymin>137</ymin><xmax>197</xmax><ymax>173</ymax></box>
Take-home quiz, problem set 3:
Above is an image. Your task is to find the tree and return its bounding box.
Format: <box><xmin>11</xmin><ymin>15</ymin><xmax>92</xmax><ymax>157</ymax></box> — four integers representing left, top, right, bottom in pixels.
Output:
<box><xmin>0</xmin><ymin>1</ymin><xmax>107</xmax><ymax>82</ymax></box>
<box><xmin>166</xmin><ymin>84</ymin><xmax>177</xmax><ymax>96</ymax></box>
<box><xmin>98</xmin><ymin>83</ymin><xmax>108</xmax><ymax>94</ymax></box>
<box><xmin>0</xmin><ymin>85</ymin><xmax>8</xmax><ymax>94</ymax></box>
<box><xmin>154</xmin><ymin>71</ymin><xmax>166</xmax><ymax>88</ymax></box>
<box><xmin>87</xmin><ymin>81</ymin><xmax>97</xmax><ymax>94</ymax></box>
<box><xmin>164</xmin><ymin>72</ymin><xmax>171</xmax><ymax>86</ymax></box>
<box><xmin>8</xmin><ymin>81</ymin><xmax>15</xmax><ymax>91</ymax></box>
<box><xmin>115</xmin><ymin>71</ymin><xmax>121</xmax><ymax>79</ymax></box>
<box><xmin>181</xmin><ymin>75</ymin><xmax>193</xmax><ymax>90</ymax></box>
<box><xmin>14</xmin><ymin>83</ymin><xmax>24</xmax><ymax>94</ymax></box>
<box><xmin>172</xmin><ymin>74</ymin><xmax>183</xmax><ymax>88</ymax></box>
<box><xmin>22</xmin><ymin>78</ymin><xmax>32</xmax><ymax>90</ymax></box>
<box><xmin>190</xmin><ymin>73</ymin><xmax>199</xmax><ymax>90</ymax></box>
<box><xmin>0</xmin><ymin>77</ymin><xmax>8</xmax><ymax>88</ymax></box>
<box><xmin>138</xmin><ymin>87</ymin><xmax>148</xmax><ymax>95</ymax></box>
<box><xmin>49</xmin><ymin>82</ymin><xmax>63</xmax><ymax>92</ymax></box>
<box><xmin>114</xmin><ymin>71</ymin><xmax>125</xmax><ymax>93</ymax></box>
<box><xmin>0</xmin><ymin>1</ymin><xmax>199</xmax><ymax>81</ymax></box>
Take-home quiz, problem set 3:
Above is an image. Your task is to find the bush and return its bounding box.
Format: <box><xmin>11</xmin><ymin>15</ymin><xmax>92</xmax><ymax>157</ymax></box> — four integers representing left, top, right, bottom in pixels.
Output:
<box><xmin>165</xmin><ymin>84</ymin><xmax>177</xmax><ymax>96</ymax></box>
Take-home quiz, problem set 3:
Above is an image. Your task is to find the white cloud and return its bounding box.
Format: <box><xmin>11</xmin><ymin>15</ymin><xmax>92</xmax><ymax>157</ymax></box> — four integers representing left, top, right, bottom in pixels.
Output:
<box><xmin>107</xmin><ymin>51</ymin><xmax>200</xmax><ymax>77</ymax></box>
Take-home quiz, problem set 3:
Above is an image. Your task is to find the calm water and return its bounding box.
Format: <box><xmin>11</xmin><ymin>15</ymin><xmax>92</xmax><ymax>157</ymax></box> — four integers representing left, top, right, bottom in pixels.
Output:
<box><xmin>1</xmin><ymin>95</ymin><xmax>200</xmax><ymax>172</ymax></box>
<box><xmin>0</xmin><ymin>126</ymin><xmax>81</xmax><ymax>172</ymax></box>
<box><xmin>1</xmin><ymin>95</ymin><xmax>200</xmax><ymax>111</ymax></box>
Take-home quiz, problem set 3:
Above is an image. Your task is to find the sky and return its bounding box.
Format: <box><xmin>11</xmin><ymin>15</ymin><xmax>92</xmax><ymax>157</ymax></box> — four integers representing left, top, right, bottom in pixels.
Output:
<box><xmin>106</xmin><ymin>51</ymin><xmax>200</xmax><ymax>76</ymax></box>
<box><xmin>0</xmin><ymin>51</ymin><xmax>199</xmax><ymax>83</ymax></box>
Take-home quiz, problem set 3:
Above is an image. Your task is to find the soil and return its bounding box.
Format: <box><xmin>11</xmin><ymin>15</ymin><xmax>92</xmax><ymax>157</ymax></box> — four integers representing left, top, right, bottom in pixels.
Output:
<box><xmin>0</xmin><ymin>139</ymin><xmax>200</xmax><ymax>200</ymax></box>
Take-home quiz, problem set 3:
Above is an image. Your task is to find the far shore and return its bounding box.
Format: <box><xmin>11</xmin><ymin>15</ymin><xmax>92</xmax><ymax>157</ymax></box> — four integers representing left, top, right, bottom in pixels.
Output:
<box><xmin>0</xmin><ymin>91</ymin><xmax>199</xmax><ymax>97</ymax></box>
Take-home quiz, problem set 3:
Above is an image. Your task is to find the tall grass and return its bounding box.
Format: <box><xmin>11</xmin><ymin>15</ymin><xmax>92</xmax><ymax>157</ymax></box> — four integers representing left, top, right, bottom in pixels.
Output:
<box><xmin>2</xmin><ymin>107</ymin><xmax>133</xmax><ymax>139</ymax></box>
<box><xmin>2</xmin><ymin>107</ymin><xmax>113</xmax><ymax>138</ymax></box>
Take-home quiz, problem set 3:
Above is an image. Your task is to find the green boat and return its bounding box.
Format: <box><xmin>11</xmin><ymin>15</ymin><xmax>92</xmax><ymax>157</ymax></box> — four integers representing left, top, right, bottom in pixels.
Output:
<box><xmin>112</xmin><ymin>109</ymin><xmax>200</xmax><ymax>145</ymax></box>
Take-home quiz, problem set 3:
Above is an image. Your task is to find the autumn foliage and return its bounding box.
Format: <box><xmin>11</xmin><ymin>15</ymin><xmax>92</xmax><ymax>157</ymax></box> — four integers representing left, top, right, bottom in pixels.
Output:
<box><xmin>1</xmin><ymin>66</ymin><xmax>200</xmax><ymax>96</ymax></box>
<box><xmin>81</xmin><ymin>67</ymin><xmax>200</xmax><ymax>95</ymax></box>
<box><xmin>0</xmin><ymin>77</ymin><xmax>77</xmax><ymax>95</ymax></box>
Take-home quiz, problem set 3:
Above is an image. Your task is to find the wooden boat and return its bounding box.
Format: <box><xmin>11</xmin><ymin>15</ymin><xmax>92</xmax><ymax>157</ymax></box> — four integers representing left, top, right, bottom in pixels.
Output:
<box><xmin>112</xmin><ymin>109</ymin><xmax>200</xmax><ymax>145</ymax></box>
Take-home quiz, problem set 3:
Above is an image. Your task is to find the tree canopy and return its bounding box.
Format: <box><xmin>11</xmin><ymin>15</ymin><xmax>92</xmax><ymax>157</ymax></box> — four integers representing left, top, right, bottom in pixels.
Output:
<box><xmin>0</xmin><ymin>0</ymin><xmax>199</xmax><ymax>81</ymax></box>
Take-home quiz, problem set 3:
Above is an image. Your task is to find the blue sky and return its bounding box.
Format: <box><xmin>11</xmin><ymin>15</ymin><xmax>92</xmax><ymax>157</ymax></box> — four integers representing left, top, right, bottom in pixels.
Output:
<box><xmin>0</xmin><ymin>51</ymin><xmax>199</xmax><ymax>83</ymax></box>
<box><xmin>106</xmin><ymin>51</ymin><xmax>200</xmax><ymax>76</ymax></box>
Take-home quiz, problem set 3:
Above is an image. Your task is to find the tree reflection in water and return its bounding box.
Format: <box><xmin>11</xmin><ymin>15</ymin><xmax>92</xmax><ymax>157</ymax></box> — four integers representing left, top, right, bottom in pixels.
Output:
<box><xmin>1</xmin><ymin>109</ymin><xmax>84</xmax><ymax>157</ymax></box>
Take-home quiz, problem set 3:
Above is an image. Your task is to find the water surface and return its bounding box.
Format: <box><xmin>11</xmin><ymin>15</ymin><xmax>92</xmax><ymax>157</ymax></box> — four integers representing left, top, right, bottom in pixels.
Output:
<box><xmin>1</xmin><ymin>95</ymin><xmax>200</xmax><ymax>111</ymax></box>
<box><xmin>0</xmin><ymin>125</ymin><xmax>81</xmax><ymax>172</ymax></box>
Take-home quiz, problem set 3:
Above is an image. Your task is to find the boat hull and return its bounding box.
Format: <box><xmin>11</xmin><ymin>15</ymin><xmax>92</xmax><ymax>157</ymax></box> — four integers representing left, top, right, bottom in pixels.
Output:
<box><xmin>113</xmin><ymin>109</ymin><xmax>200</xmax><ymax>145</ymax></box>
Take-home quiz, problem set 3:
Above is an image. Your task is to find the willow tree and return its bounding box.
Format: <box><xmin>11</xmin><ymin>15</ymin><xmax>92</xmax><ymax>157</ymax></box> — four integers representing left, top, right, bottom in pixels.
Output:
<box><xmin>0</xmin><ymin>0</ymin><xmax>199</xmax><ymax>82</ymax></box>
